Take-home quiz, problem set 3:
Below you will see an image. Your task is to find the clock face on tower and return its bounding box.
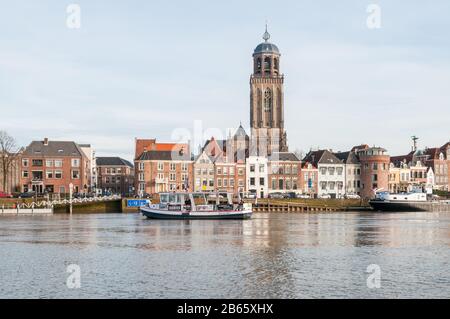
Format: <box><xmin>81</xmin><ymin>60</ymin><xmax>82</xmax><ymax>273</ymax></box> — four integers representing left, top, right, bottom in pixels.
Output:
<box><xmin>250</xmin><ymin>27</ymin><xmax>288</xmax><ymax>156</ymax></box>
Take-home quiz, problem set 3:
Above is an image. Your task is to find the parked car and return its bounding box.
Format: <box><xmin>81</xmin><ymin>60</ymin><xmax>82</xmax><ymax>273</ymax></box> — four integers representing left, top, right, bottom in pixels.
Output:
<box><xmin>0</xmin><ymin>191</ymin><xmax>13</xmax><ymax>198</ymax></box>
<box><xmin>318</xmin><ymin>194</ymin><xmax>331</xmax><ymax>199</ymax></box>
<box><xmin>345</xmin><ymin>194</ymin><xmax>361</xmax><ymax>199</ymax></box>
<box><xmin>18</xmin><ymin>192</ymin><xmax>36</xmax><ymax>198</ymax></box>
<box><xmin>283</xmin><ymin>192</ymin><xmax>297</xmax><ymax>199</ymax></box>
<box><xmin>296</xmin><ymin>194</ymin><xmax>310</xmax><ymax>199</ymax></box>
<box><xmin>268</xmin><ymin>192</ymin><xmax>284</xmax><ymax>199</ymax></box>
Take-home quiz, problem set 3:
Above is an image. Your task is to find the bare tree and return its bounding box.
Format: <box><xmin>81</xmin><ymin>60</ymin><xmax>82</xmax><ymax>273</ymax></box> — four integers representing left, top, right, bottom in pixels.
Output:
<box><xmin>0</xmin><ymin>131</ymin><xmax>20</xmax><ymax>192</ymax></box>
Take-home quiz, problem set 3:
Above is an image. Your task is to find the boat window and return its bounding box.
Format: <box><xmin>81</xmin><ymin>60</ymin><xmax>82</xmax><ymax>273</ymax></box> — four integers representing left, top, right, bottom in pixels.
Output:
<box><xmin>169</xmin><ymin>193</ymin><xmax>177</xmax><ymax>203</ymax></box>
<box><xmin>160</xmin><ymin>194</ymin><xmax>169</xmax><ymax>204</ymax></box>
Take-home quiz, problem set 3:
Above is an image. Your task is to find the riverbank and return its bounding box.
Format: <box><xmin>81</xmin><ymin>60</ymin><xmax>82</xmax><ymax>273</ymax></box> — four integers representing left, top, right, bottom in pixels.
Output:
<box><xmin>1</xmin><ymin>198</ymin><xmax>370</xmax><ymax>214</ymax></box>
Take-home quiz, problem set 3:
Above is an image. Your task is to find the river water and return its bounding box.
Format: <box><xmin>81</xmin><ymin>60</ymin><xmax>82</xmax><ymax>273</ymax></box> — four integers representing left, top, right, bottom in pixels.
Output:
<box><xmin>0</xmin><ymin>212</ymin><xmax>449</xmax><ymax>299</ymax></box>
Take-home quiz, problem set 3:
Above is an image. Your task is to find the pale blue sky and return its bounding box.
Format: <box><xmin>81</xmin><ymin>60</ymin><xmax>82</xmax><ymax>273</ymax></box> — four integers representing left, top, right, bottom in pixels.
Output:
<box><xmin>1</xmin><ymin>0</ymin><xmax>449</xmax><ymax>161</ymax></box>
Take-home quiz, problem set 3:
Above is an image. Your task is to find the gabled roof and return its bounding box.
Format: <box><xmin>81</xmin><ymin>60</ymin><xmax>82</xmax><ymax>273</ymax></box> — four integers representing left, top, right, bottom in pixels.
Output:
<box><xmin>96</xmin><ymin>157</ymin><xmax>133</xmax><ymax>167</ymax></box>
<box><xmin>23</xmin><ymin>140</ymin><xmax>84</xmax><ymax>157</ymax></box>
<box><xmin>136</xmin><ymin>150</ymin><xmax>191</xmax><ymax>161</ymax></box>
<box><xmin>303</xmin><ymin>150</ymin><xmax>342</xmax><ymax>166</ymax></box>
<box><xmin>334</xmin><ymin>151</ymin><xmax>360</xmax><ymax>164</ymax></box>
<box><xmin>268</xmin><ymin>152</ymin><xmax>300</xmax><ymax>162</ymax></box>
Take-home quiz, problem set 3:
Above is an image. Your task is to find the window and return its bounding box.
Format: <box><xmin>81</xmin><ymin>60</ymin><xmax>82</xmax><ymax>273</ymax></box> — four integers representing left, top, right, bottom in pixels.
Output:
<box><xmin>328</xmin><ymin>167</ymin><xmax>335</xmax><ymax>175</ymax></box>
<box><xmin>285</xmin><ymin>165</ymin><xmax>291</xmax><ymax>174</ymax></box>
<box><xmin>32</xmin><ymin>159</ymin><xmax>43</xmax><ymax>167</ymax></box>
<box><xmin>55</xmin><ymin>170</ymin><xmax>62</xmax><ymax>179</ymax></box>
<box><xmin>22</xmin><ymin>170</ymin><xmax>29</xmax><ymax>178</ymax></box>
<box><xmin>293</xmin><ymin>178</ymin><xmax>298</xmax><ymax>190</ymax></box>
<box><xmin>217</xmin><ymin>167</ymin><xmax>222</xmax><ymax>175</ymax></box>
<box><xmin>46</xmin><ymin>171</ymin><xmax>54</xmax><ymax>179</ymax></box>
<box><xmin>329</xmin><ymin>182</ymin><xmax>335</xmax><ymax>190</ymax></box>
<box><xmin>373</xmin><ymin>163</ymin><xmax>378</xmax><ymax>170</ymax></box>
<box><xmin>229</xmin><ymin>167</ymin><xmax>235</xmax><ymax>175</ymax></box>
<box><xmin>45</xmin><ymin>160</ymin><xmax>53</xmax><ymax>167</ymax></box>
<box><xmin>278</xmin><ymin>179</ymin><xmax>284</xmax><ymax>190</ymax></box>
<box><xmin>170</xmin><ymin>173</ymin><xmax>176</xmax><ymax>182</ymax></box>
<box><xmin>320</xmin><ymin>167</ymin><xmax>327</xmax><ymax>175</ymax></box>
<box><xmin>158</xmin><ymin>162</ymin><xmax>164</xmax><ymax>171</ymax></box>
<box><xmin>250</xmin><ymin>165</ymin><xmax>255</xmax><ymax>173</ymax></box>
<box><xmin>217</xmin><ymin>179</ymin><xmax>222</xmax><ymax>187</ymax></box>
<box><xmin>22</xmin><ymin>159</ymin><xmax>29</xmax><ymax>167</ymax></box>
<box><xmin>238</xmin><ymin>168</ymin><xmax>244</xmax><ymax>176</ymax></box>
<box><xmin>71</xmin><ymin>170</ymin><xmax>80</xmax><ymax>179</ymax></box>
<box><xmin>170</xmin><ymin>163</ymin><xmax>176</xmax><ymax>171</ymax></box>
<box><xmin>138</xmin><ymin>162</ymin><xmax>145</xmax><ymax>171</ymax></box>
<box><xmin>202</xmin><ymin>168</ymin><xmax>208</xmax><ymax>175</ymax></box>
<box><xmin>238</xmin><ymin>179</ymin><xmax>244</xmax><ymax>187</ymax></box>
<box><xmin>181</xmin><ymin>163</ymin><xmax>188</xmax><ymax>171</ymax></box>
<box><xmin>286</xmin><ymin>179</ymin><xmax>291</xmax><ymax>190</ymax></box>
<box><xmin>337</xmin><ymin>167</ymin><xmax>343</xmax><ymax>175</ymax></box>
<box><xmin>259</xmin><ymin>164</ymin><xmax>265</xmax><ymax>173</ymax></box>
<box><xmin>260</xmin><ymin>177</ymin><xmax>265</xmax><ymax>186</ymax></box>
<box><xmin>230</xmin><ymin>178</ymin><xmax>234</xmax><ymax>187</ymax></box>
<box><xmin>138</xmin><ymin>173</ymin><xmax>144</xmax><ymax>182</ymax></box>
<box><xmin>292</xmin><ymin>165</ymin><xmax>298</xmax><ymax>174</ymax></box>
<box><xmin>169</xmin><ymin>184</ymin><xmax>176</xmax><ymax>191</ymax></box>
<box><xmin>71</xmin><ymin>159</ymin><xmax>80</xmax><ymax>167</ymax></box>
<box><xmin>271</xmin><ymin>179</ymin><xmax>276</xmax><ymax>190</ymax></box>
<box><xmin>209</xmin><ymin>179</ymin><xmax>214</xmax><ymax>187</ymax></box>
<box><xmin>195</xmin><ymin>178</ymin><xmax>201</xmax><ymax>187</ymax></box>
<box><xmin>373</xmin><ymin>174</ymin><xmax>378</xmax><ymax>182</ymax></box>
<box><xmin>209</xmin><ymin>169</ymin><xmax>214</xmax><ymax>176</ymax></box>
<box><xmin>196</xmin><ymin>168</ymin><xmax>201</xmax><ymax>175</ymax></box>
<box><xmin>223</xmin><ymin>167</ymin><xmax>228</xmax><ymax>175</ymax></box>
<box><xmin>250</xmin><ymin>177</ymin><xmax>255</xmax><ymax>186</ymax></box>
<box><xmin>182</xmin><ymin>174</ymin><xmax>187</xmax><ymax>182</ymax></box>
<box><xmin>321</xmin><ymin>182</ymin><xmax>327</xmax><ymax>190</ymax></box>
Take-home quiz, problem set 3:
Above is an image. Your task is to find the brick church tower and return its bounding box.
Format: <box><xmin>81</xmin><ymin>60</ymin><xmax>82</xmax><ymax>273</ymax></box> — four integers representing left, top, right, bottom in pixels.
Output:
<box><xmin>250</xmin><ymin>26</ymin><xmax>288</xmax><ymax>156</ymax></box>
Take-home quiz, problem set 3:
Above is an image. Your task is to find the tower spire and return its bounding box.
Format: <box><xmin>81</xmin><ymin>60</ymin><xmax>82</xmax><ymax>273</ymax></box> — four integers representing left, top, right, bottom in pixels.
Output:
<box><xmin>263</xmin><ymin>22</ymin><xmax>270</xmax><ymax>42</ymax></box>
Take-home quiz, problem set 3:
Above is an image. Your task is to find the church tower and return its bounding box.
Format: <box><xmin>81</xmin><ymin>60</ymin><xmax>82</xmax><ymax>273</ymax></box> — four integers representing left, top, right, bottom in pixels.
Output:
<box><xmin>250</xmin><ymin>26</ymin><xmax>288</xmax><ymax>156</ymax></box>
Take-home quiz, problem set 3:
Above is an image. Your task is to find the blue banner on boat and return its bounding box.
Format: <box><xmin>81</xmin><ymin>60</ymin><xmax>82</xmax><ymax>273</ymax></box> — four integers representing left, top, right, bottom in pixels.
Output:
<box><xmin>127</xmin><ymin>199</ymin><xmax>150</xmax><ymax>207</ymax></box>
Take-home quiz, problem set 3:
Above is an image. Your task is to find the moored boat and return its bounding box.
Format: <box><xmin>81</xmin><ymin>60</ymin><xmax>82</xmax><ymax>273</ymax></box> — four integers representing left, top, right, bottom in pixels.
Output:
<box><xmin>140</xmin><ymin>192</ymin><xmax>252</xmax><ymax>220</ymax></box>
<box><xmin>369</xmin><ymin>190</ymin><xmax>450</xmax><ymax>212</ymax></box>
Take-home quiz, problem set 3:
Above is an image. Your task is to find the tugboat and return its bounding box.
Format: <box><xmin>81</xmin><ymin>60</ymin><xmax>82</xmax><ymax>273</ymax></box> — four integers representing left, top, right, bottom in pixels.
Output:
<box><xmin>140</xmin><ymin>192</ymin><xmax>253</xmax><ymax>220</ymax></box>
<box><xmin>369</xmin><ymin>188</ymin><xmax>450</xmax><ymax>212</ymax></box>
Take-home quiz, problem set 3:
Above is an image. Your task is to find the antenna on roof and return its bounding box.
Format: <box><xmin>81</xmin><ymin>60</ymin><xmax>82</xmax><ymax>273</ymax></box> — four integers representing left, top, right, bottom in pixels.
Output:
<box><xmin>412</xmin><ymin>136</ymin><xmax>419</xmax><ymax>152</ymax></box>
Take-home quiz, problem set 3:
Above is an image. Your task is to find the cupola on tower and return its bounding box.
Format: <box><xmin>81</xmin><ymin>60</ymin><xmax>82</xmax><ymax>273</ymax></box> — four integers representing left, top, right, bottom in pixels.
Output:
<box><xmin>250</xmin><ymin>26</ymin><xmax>288</xmax><ymax>156</ymax></box>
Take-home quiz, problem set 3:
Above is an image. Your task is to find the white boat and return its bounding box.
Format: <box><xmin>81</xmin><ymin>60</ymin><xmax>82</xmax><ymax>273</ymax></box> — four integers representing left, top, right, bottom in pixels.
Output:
<box><xmin>369</xmin><ymin>189</ymin><xmax>450</xmax><ymax>212</ymax></box>
<box><xmin>140</xmin><ymin>192</ymin><xmax>252</xmax><ymax>220</ymax></box>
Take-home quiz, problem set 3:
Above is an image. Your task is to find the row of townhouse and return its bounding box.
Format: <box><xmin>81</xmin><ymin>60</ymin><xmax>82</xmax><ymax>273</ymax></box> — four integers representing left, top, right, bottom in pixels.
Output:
<box><xmin>0</xmin><ymin>138</ymin><xmax>135</xmax><ymax>196</ymax></box>
<box><xmin>388</xmin><ymin>141</ymin><xmax>450</xmax><ymax>193</ymax></box>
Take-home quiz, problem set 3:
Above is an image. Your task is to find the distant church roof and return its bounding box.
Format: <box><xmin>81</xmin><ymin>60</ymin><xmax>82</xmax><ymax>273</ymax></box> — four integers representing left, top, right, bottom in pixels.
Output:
<box><xmin>253</xmin><ymin>25</ymin><xmax>280</xmax><ymax>55</ymax></box>
<box><xmin>234</xmin><ymin>124</ymin><xmax>249</xmax><ymax>139</ymax></box>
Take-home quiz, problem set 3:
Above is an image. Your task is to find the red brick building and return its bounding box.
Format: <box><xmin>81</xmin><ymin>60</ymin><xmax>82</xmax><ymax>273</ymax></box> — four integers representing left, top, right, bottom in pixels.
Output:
<box><xmin>96</xmin><ymin>157</ymin><xmax>134</xmax><ymax>196</ymax></box>
<box><xmin>267</xmin><ymin>152</ymin><xmax>301</xmax><ymax>193</ymax></box>
<box><xmin>134</xmin><ymin>139</ymin><xmax>193</xmax><ymax>195</ymax></box>
<box><xmin>19</xmin><ymin>138</ymin><xmax>90</xmax><ymax>195</ymax></box>
<box><xmin>355</xmin><ymin>146</ymin><xmax>390</xmax><ymax>199</ymax></box>
<box><xmin>300</xmin><ymin>161</ymin><xmax>318</xmax><ymax>197</ymax></box>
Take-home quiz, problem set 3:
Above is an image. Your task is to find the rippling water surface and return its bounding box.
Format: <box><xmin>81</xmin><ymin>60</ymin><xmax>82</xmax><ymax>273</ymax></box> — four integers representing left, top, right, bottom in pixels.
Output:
<box><xmin>0</xmin><ymin>212</ymin><xmax>449</xmax><ymax>298</ymax></box>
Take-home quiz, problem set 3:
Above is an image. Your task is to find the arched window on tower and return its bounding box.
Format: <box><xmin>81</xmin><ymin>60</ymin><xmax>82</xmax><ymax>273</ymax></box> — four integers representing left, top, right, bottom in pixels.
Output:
<box><xmin>274</xmin><ymin>58</ymin><xmax>279</xmax><ymax>75</ymax></box>
<box><xmin>264</xmin><ymin>57</ymin><xmax>271</xmax><ymax>75</ymax></box>
<box><xmin>256</xmin><ymin>58</ymin><xmax>262</xmax><ymax>74</ymax></box>
<box><xmin>264</xmin><ymin>89</ymin><xmax>272</xmax><ymax>113</ymax></box>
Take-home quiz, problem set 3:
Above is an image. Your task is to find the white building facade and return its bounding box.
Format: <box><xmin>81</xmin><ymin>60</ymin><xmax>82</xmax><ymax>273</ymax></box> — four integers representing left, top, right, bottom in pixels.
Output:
<box><xmin>246</xmin><ymin>156</ymin><xmax>268</xmax><ymax>198</ymax></box>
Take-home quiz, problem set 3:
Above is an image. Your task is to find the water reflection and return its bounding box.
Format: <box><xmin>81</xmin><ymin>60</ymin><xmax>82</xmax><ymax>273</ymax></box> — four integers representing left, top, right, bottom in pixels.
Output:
<box><xmin>0</xmin><ymin>212</ymin><xmax>449</xmax><ymax>298</ymax></box>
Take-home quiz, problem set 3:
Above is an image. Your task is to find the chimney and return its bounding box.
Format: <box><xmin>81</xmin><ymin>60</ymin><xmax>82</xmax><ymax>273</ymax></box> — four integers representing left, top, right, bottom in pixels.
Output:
<box><xmin>44</xmin><ymin>138</ymin><xmax>49</xmax><ymax>146</ymax></box>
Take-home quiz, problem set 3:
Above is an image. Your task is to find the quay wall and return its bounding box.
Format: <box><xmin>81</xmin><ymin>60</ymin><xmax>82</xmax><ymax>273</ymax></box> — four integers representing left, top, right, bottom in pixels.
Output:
<box><xmin>54</xmin><ymin>200</ymin><xmax>122</xmax><ymax>214</ymax></box>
